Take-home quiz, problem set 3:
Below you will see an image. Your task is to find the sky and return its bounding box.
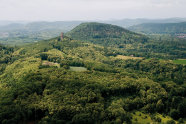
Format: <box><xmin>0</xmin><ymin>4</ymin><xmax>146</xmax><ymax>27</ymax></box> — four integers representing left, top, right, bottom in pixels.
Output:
<box><xmin>0</xmin><ymin>0</ymin><xmax>186</xmax><ymax>21</ymax></box>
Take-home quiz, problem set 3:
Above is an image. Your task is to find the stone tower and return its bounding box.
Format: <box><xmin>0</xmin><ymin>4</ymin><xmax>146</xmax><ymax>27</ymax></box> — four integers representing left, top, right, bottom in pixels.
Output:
<box><xmin>61</xmin><ymin>32</ymin><xmax>64</xmax><ymax>41</ymax></box>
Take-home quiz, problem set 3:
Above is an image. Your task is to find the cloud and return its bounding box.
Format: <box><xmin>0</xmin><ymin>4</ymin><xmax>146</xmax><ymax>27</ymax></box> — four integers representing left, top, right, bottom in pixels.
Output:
<box><xmin>0</xmin><ymin>0</ymin><xmax>185</xmax><ymax>21</ymax></box>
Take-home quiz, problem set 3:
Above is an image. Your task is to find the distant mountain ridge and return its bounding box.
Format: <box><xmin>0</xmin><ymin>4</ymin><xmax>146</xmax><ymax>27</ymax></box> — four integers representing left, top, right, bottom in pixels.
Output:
<box><xmin>1</xmin><ymin>17</ymin><xmax>186</xmax><ymax>27</ymax></box>
<box><xmin>0</xmin><ymin>21</ymin><xmax>82</xmax><ymax>32</ymax></box>
<box><xmin>1</xmin><ymin>18</ymin><xmax>186</xmax><ymax>45</ymax></box>
<box><xmin>128</xmin><ymin>22</ymin><xmax>186</xmax><ymax>34</ymax></box>
<box><xmin>0</xmin><ymin>21</ymin><xmax>82</xmax><ymax>45</ymax></box>
<box><xmin>104</xmin><ymin>18</ymin><xmax>186</xmax><ymax>27</ymax></box>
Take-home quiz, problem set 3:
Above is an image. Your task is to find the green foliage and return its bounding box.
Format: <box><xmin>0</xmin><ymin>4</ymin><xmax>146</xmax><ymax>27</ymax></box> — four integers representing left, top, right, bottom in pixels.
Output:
<box><xmin>170</xmin><ymin>109</ymin><xmax>180</xmax><ymax>120</ymax></box>
<box><xmin>166</xmin><ymin>119</ymin><xmax>176</xmax><ymax>124</ymax></box>
<box><xmin>66</xmin><ymin>22</ymin><xmax>148</xmax><ymax>46</ymax></box>
<box><xmin>67</xmin><ymin>22</ymin><xmax>186</xmax><ymax>59</ymax></box>
<box><xmin>0</xmin><ymin>23</ymin><xmax>185</xmax><ymax>123</ymax></box>
<box><xmin>173</xmin><ymin>59</ymin><xmax>186</xmax><ymax>65</ymax></box>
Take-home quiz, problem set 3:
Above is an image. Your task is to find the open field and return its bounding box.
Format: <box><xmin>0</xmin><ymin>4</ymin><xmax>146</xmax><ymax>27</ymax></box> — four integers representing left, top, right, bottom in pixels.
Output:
<box><xmin>42</xmin><ymin>61</ymin><xmax>60</xmax><ymax>68</ymax></box>
<box><xmin>132</xmin><ymin>111</ymin><xmax>152</xmax><ymax>124</ymax></box>
<box><xmin>131</xmin><ymin>111</ymin><xmax>179</xmax><ymax>124</ymax></box>
<box><xmin>172</xmin><ymin>59</ymin><xmax>186</xmax><ymax>65</ymax></box>
<box><xmin>69</xmin><ymin>66</ymin><xmax>87</xmax><ymax>72</ymax></box>
<box><xmin>115</xmin><ymin>55</ymin><xmax>143</xmax><ymax>60</ymax></box>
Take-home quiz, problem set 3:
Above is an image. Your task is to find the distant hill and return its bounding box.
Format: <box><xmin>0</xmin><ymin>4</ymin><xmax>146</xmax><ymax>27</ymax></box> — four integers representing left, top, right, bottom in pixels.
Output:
<box><xmin>0</xmin><ymin>21</ymin><xmax>82</xmax><ymax>45</ymax></box>
<box><xmin>0</xmin><ymin>23</ymin><xmax>25</xmax><ymax>31</ymax></box>
<box><xmin>0</xmin><ymin>21</ymin><xmax>82</xmax><ymax>32</ymax></box>
<box><xmin>66</xmin><ymin>22</ymin><xmax>148</xmax><ymax>46</ymax></box>
<box><xmin>1</xmin><ymin>17</ymin><xmax>185</xmax><ymax>28</ymax></box>
<box><xmin>103</xmin><ymin>18</ymin><xmax>186</xmax><ymax>27</ymax></box>
<box><xmin>128</xmin><ymin>22</ymin><xmax>186</xmax><ymax>34</ymax></box>
<box><xmin>24</xmin><ymin>21</ymin><xmax>82</xmax><ymax>32</ymax></box>
<box><xmin>67</xmin><ymin>22</ymin><xmax>186</xmax><ymax>59</ymax></box>
<box><xmin>0</xmin><ymin>20</ymin><xmax>28</xmax><ymax>27</ymax></box>
<box><xmin>1</xmin><ymin>18</ymin><xmax>186</xmax><ymax>45</ymax></box>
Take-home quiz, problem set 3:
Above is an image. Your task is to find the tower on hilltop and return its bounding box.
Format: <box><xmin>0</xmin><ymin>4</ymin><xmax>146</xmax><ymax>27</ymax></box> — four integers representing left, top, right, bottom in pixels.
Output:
<box><xmin>61</xmin><ymin>32</ymin><xmax>64</xmax><ymax>41</ymax></box>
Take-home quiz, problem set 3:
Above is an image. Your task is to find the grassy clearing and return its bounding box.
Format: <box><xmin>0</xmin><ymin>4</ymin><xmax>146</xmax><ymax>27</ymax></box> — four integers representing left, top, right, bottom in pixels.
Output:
<box><xmin>42</xmin><ymin>61</ymin><xmax>60</xmax><ymax>68</ymax></box>
<box><xmin>156</xmin><ymin>113</ymin><xmax>173</xmax><ymax>123</ymax></box>
<box><xmin>131</xmin><ymin>111</ymin><xmax>152</xmax><ymax>124</ymax></box>
<box><xmin>69</xmin><ymin>66</ymin><xmax>87</xmax><ymax>72</ymax></box>
<box><xmin>115</xmin><ymin>55</ymin><xmax>143</xmax><ymax>60</ymax></box>
<box><xmin>131</xmin><ymin>111</ymin><xmax>178</xmax><ymax>124</ymax></box>
<box><xmin>172</xmin><ymin>59</ymin><xmax>186</xmax><ymax>65</ymax></box>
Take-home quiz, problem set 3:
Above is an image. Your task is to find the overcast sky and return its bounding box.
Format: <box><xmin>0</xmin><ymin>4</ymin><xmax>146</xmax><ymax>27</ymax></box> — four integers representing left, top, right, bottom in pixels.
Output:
<box><xmin>0</xmin><ymin>0</ymin><xmax>185</xmax><ymax>21</ymax></box>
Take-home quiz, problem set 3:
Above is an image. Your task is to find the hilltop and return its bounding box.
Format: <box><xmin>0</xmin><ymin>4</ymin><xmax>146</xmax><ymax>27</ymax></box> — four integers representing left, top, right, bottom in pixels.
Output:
<box><xmin>66</xmin><ymin>22</ymin><xmax>148</xmax><ymax>46</ymax></box>
<box><xmin>67</xmin><ymin>22</ymin><xmax>186</xmax><ymax>59</ymax></box>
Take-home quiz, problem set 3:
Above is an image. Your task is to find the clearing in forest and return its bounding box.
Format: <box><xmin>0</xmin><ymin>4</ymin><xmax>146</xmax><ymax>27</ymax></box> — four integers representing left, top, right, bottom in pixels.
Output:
<box><xmin>172</xmin><ymin>59</ymin><xmax>186</xmax><ymax>65</ymax></box>
<box><xmin>69</xmin><ymin>66</ymin><xmax>87</xmax><ymax>72</ymax></box>
<box><xmin>115</xmin><ymin>55</ymin><xmax>143</xmax><ymax>60</ymax></box>
<box><xmin>42</xmin><ymin>61</ymin><xmax>60</xmax><ymax>68</ymax></box>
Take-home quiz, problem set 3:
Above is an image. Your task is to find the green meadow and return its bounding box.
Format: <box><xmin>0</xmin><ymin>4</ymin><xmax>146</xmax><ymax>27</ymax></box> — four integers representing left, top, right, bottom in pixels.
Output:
<box><xmin>173</xmin><ymin>59</ymin><xmax>186</xmax><ymax>65</ymax></box>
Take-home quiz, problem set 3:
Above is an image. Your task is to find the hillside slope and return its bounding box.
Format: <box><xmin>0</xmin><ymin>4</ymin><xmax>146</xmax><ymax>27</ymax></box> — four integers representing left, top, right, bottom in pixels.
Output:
<box><xmin>66</xmin><ymin>22</ymin><xmax>148</xmax><ymax>46</ymax></box>
<box><xmin>67</xmin><ymin>22</ymin><xmax>186</xmax><ymax>59</ymax></box>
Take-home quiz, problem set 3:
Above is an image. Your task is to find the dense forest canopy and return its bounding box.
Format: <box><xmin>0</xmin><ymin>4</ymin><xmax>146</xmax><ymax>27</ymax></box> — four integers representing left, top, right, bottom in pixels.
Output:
<box><xmin>0</xmin><ymin>22</ymin><xmax>185</xmax><ymax>124</ymax></box>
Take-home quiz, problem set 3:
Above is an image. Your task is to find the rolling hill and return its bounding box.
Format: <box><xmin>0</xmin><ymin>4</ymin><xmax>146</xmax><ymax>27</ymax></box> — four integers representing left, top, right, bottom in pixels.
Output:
<box><xmin>66</xmin><ymin>22</ymin><xmax>148</xmax><ymax>46</ymax></box>
<box><xmin>0</xmin><ymin>21</ymin><xmax>82</xmax><ymax>32</ymax></box>
<box><xmin>67</xmin><ymin>22</ymin><xmax>186</xmax><ymax>59</ymax></box>
<box><xmin>1</xmin><ymin>18</ymin><xmax>186</xmax><ymax>45</ymax></box>
<box><xmin>128</xmin><ymin>22</ymin><xmax>186</xmax><ymax>34</ymax></box>
<box><xmin>0</xmin><ymin>21</ymin><xmax>82</xmax><ymax>45</ymax></box>
<box><xmin>103</xmin><ymin>17</ymin><xmax>186</xmax><ymax>27</ymax></box>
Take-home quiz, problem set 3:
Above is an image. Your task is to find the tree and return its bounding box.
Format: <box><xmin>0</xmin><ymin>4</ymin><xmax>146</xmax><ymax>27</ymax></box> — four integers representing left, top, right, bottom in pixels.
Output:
<box><xmin>178</xmin><ymin>99</ymin><xmax>186</xmax><ymax>118</ymax></box>
<box><xmin>170</xmin><ymin>109</ymin><xmax>180</xmax><ymax>120</ymax></box>
<box><xmin>166</xmin><ymin>120</ymin><xmax>176</xmax><ymax>124</ymax></box>
<box><xmin>156</xmin><ymin>100</ymin><xmax>164</xmax><ymax>112</ymax></box>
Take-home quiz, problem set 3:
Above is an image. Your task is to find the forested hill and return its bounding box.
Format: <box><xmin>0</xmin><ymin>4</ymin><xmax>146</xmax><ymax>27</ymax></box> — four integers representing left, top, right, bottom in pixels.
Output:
<box><xmin>0</xmin><ymin>44</ymin><xmax>14</xmax><ymax>63</ymax></box>
<box><xmin>66</xmin><ymin>22</ymin><xmax>148</xmax><ymax>46</ymax></box>
<box><xmin>128</xmin><ymin>22</ymin><xmax>186</xmax><ymax>34</ymax></box>
<box><xmin>0</xmin><ymin>35</ymin><xmax>185</xmax><ymax>123</ymax></box>
<box><xmin>0</xmin><ymin>22</ymin><xmax>185</xmax><ymax>124</ymax></box>
<box><xmin>66</xmin><ymin>22</ymin><xmax>186</xmax><ymax>59</ymax></box>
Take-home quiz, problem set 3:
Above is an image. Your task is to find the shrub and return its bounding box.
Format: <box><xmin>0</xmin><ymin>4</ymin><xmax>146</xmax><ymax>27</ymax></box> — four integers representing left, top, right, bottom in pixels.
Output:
<box><xmin>166</xmin><ymin>120</ymin><xmax>175</xmax><ymax>124</ymax></box>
